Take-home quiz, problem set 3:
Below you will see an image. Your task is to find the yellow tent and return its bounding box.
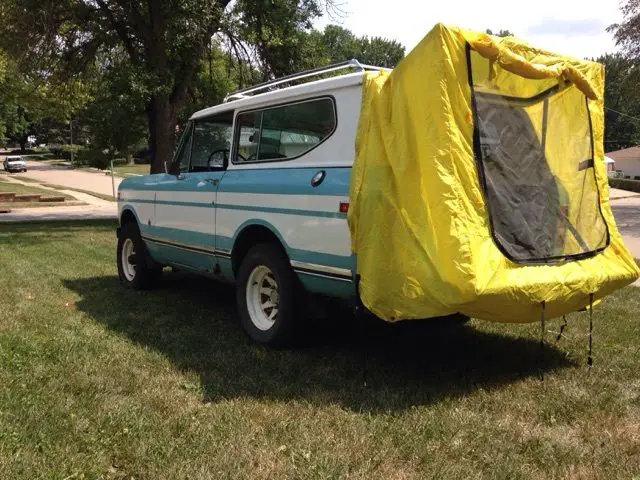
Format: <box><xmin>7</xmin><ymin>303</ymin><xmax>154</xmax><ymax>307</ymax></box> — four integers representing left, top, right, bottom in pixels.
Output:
<box><xmin>348</xmin><ymin>24</ymin><xmax>640</xmax><ymax>323</ymax></box>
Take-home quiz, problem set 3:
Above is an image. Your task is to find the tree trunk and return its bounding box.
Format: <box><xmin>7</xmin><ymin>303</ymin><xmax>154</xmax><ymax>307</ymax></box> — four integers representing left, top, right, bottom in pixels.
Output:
<box><xmin>148</xmin><ymin>95</ymin><xmax>176</xmax><ymax>174</ymax></box>
<box><xmin>19</xmin><ymin>136</ymin><xmax>28</xmax><ymax>153</ymax></box>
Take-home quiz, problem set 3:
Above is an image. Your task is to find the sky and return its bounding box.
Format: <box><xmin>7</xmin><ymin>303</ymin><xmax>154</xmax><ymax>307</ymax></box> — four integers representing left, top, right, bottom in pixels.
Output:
<box><xmin>314</xmin><ymin>0</ymin><xmax>623</xmax><ymax>60</ymax></box>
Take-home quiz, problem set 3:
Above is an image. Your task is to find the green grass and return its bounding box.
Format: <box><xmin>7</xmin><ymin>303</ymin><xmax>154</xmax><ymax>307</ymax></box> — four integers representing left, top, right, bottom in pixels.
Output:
<box><xmin>0</xmin><ymin>180</ymin><xmax>72</xmax><ymax>198</ymax></box>
<box><xmin>111</xmin><ymin>164</ymin><xmax>150</xmax><ymax>177</ymax></box>
<box><xmin>0</xmin><ymin>221</ymin><xmax>639</xmax><ymax>479</ymax></box>
<box><xmin>86</xmin><ymin>164</ymin><xmax>150</xmax><ymax>177</ymax></box>
<box><xmin>0</xmin><ymin>181</ymin><xmax>74</xmax><ymax>209</ymax></box>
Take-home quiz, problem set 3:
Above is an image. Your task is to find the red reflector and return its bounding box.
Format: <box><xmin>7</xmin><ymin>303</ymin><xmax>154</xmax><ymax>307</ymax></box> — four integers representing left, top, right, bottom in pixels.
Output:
<box><xmin>339</xmin><ymin>202</ymin><xmax>349</xmax><ymax>213</ymax></box>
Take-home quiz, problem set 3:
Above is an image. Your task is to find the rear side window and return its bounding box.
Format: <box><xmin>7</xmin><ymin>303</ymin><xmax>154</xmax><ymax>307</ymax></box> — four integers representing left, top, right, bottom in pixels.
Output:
<box><xmin>468</xmin><ymin>49</ymin><xmax>609</xmax><ymax>263</ymax></box>
<box><xmin>234</xmin><ymin>97</ymin><xmax>336</xmax><ymax>163</ymax></box>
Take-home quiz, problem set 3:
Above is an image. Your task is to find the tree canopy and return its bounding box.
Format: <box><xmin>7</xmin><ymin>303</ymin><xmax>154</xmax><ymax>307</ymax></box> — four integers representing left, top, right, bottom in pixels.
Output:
<box><xmin>0</xmin><ymin>1</ymin><xmax>404</xmax><ymax>172</ymax></box>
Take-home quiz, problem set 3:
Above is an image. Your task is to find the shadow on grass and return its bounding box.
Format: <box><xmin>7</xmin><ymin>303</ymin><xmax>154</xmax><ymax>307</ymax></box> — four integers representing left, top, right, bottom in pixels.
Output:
<box><xmin>64</xmin><ymin>272</ymin><xmax>575</xmax><ymax>412</ymax></box>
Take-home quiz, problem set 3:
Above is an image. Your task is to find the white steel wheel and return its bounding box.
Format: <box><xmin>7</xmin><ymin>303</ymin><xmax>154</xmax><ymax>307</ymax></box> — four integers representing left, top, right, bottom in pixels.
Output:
<box><xmin>246</xmin><ymin>265</ymin><xmax>280</xmax><ymax>331</ymax></box>
<box><xmin>121</xmin><ymin>237</ymin><xmax>136</xmax><ymax>282</ymax></box>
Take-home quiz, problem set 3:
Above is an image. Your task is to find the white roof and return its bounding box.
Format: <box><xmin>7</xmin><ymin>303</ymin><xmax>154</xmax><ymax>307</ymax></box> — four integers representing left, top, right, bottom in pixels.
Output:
<box><xmin>190</xmin><ymin>72</ymin><xmax>365</xmax><ymax>120</ymax></box>
<box><xmin>604</xmin><ymin>156</ymin><xmax>615</xmax><ymax>164</ymax></box>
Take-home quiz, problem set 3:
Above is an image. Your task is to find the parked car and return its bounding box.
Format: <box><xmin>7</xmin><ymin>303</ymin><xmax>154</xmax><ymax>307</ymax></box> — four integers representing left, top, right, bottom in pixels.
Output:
<box><xmin>117</xmin><ymin>61</ymin><xmax>375</xmax><ymax>345</ymax></box>
<box><xmin>3</xmin><ymin>155</ymin><xmax>27</xmax><ymax>173</ymax></box>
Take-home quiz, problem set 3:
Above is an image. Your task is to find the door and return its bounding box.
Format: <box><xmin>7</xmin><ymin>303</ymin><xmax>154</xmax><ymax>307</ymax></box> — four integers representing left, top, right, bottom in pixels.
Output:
<box><xmin>151</xmin><ymin>111</ymin><xmax>234</xmax><ymax>272</ymax></box>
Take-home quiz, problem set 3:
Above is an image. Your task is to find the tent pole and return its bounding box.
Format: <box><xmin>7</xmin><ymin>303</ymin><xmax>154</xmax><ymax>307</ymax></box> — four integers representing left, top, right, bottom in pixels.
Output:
<box><xmin>540</xmin><ymin>300</ymin><xmax>546</xmax><ymax>381</ymax></box>
<box><xmin>355</xmin><ymin>274</ymin><xmax>368</xmax><ymax>388</ymax></box>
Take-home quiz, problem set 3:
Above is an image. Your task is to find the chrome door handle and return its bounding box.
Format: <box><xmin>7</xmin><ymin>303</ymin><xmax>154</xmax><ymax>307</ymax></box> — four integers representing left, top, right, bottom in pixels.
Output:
<box><xmin>177</xmin><ymin>174</ymin><xmax>185</xmax><ymax>180</ymax></box>
<box><xmin>205</xmin><ymin>178</ymin><xmax>219</xmax><ymax>186</ymax></box>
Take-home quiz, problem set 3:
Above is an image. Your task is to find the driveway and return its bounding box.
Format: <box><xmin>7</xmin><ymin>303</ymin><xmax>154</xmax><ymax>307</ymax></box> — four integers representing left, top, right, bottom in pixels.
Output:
<box><xmin>610</xmin><ymin>195</ymin><xmax>640</xmax><ymax>259</ymax></box>
<box><xmin>13</xmin><ymin>160</ymin><xmax>123</xmax><ymax>198</ymax></box>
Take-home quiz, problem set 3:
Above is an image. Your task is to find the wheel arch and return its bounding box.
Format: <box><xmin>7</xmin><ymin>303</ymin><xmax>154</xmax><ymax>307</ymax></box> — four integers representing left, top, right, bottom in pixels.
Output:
<box><xmin>119</xmin><ymin>206</ymin><xmax>140</xmax><ymax>227</ymax></box>
<box><xmin>231</xmin><ymin>220</ymin><xmax>290</xmax><ymax>276</ymax></box>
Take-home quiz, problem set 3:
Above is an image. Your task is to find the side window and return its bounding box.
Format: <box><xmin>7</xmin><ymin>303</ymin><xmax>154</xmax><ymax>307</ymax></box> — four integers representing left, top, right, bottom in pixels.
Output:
<box><xmin>173</xmin><ymin>122</ymin><xmax>193</xmax><ymax>173</ymax></box>
<box><xmin>234</xmin><ymin>97</ymin><xmax>336</xmax><ymax>163</ymax></box>
<box><xmin>189</xmin><ymin>111</ymin><xmax>234</xmax><ymax>172</ymax></box>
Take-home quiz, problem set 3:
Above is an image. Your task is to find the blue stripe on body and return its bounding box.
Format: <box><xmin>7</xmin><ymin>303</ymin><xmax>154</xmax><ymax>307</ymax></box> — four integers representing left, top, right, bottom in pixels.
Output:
<box><xmin>126</xmin><ymin>198</ymin><xmax>346</xmax><ymax>219</ymax></box>
<box><xmin>219</xmin><ymin>167</ymin><xmax>351</xmax><ymax>195</ymax></box>
<box><xmin>119</xmin><ymin>168</ymin><xmax>352</xmax><ymax>196</ymax></box>
<box><xmin>143</xmin><ymin>224</ymin><xmax>354</xmax><ymax>274</ymax></box>
<box><xmin>216</xmin><ymin>203</ymin><xmax>346</xmax><ymax>219</ymax></box>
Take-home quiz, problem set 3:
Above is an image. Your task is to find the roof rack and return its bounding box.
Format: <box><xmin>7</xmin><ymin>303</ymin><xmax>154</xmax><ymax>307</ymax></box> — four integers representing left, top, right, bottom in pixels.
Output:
<box><xmin>223</xmin><ymin>59</ymin><xmax>388</xmax><ymax>103</ymax></box>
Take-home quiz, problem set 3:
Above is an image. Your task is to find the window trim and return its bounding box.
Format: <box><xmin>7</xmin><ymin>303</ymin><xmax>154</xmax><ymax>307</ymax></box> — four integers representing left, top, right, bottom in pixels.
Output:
<box><xmin>169</xmin><ymin>121</ymin><xmax>194</xmax><ymax>173</ymax></box>
<box><xmin>465</xmin><ymin>42</ymin><xmax>610</xmax><ymax>265</ymax></box>
<box><xmin>231</xmin><ymin>95</ymin><xmax>338</xmax><ymax>165</ymax></box>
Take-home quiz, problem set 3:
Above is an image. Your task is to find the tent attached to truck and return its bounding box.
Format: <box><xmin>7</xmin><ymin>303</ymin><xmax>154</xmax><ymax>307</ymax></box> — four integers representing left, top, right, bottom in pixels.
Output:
<box><xmin>348</xmin><ymin>24</ymin><xmax>640</xmax><ymax>323</ymax></box>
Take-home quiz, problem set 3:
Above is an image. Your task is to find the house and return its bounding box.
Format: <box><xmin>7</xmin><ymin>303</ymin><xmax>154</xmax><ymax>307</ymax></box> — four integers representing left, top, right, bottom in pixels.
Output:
<box><xmin>606</xmin><ymin>146</ymin><xmax>640</xmax><ymax>178</ymax></box>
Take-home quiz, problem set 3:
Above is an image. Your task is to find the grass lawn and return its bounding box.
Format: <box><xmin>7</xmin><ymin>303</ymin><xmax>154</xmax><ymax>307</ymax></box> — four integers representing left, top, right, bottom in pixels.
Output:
<box><xmin>77</xmin><ymin>163</ymin><xmax>149</xmax><ymax>178</ymax></box>
<box><xmin>111</xmin><ymin>164</ymin><xmax>150</xmax><ymax>177</ymax></box>
<box><xmin>0</xmin><ymin>221</ymin><xmax>639</xmax><ymax>479</ymax></box>
<box><xmin>0</xmin><ymin>180</ymin><xmax>74</xmax><ymax>209</ymax></box>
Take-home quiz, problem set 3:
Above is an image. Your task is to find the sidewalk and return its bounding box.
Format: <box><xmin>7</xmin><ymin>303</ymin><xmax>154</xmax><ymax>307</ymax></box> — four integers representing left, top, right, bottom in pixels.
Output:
<box><xmin>609</xmin><ymin>187</ymin><xmax>640</xmax><ymax>200</ymax></box>
<box><xmin>0</xmin><ymin>175</ymin><xmax>117</xmax><ymax>222</ymax></box>
<box><xmin>0</xmin><ymin>205</ymin><xmax>117</xmax><ymax>222</ymax></box>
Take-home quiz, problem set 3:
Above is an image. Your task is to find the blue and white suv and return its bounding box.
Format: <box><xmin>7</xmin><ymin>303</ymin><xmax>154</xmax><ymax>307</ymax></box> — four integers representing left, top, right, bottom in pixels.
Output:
<box><xmin>117</xmin><ymin>61</ymin><xmax>384</xmax><ymax>345</ymax></box>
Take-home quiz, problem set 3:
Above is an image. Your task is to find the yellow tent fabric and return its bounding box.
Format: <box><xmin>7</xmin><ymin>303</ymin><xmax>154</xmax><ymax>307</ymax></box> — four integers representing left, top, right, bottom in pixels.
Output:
<box><xmin>348</xmin><ymin>24</ymin><xmax>640</xmax><ymax>323</ymax></box>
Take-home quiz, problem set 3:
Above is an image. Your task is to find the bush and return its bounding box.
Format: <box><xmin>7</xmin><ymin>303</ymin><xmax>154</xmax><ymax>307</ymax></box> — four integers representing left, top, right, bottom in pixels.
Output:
<box><xmin>634</xmin><ymin>176</ymin><xmax>640</xmax><ymax>181</ymax></box>
<box><xmin>134</xmin><ymin>147</ymin><xmax>152</xmax><ymax>164</ymax></box>
<box><xmin>48</xmin><ymin>144</ymin><xmax>87</xmax><ymax>161</ymax></box>
<box><xmin>609</xmin><ymin>178</ymin><xmax>640</xmax><ymax>193</ymax></box>
<box><xmin>76</xmin><ymin>149</ymin><xmax>111</xmax><ymax>170</ymax></box>
<box><xmin>8</xmin><ymin>148</ymin><xmax>37</xmax><ymax>154</ymax></box>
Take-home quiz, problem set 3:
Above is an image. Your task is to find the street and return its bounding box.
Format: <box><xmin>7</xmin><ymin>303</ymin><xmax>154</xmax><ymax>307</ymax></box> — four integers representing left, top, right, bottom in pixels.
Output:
<box><xmin>610</xmin><ymin>195</ymin><xmax>640</xmax><ymax>259</ymax></box>
<box><xmin>14</xmin><ymin>159</ymin><xmax>122</xmax><ymax>198</ymax></box>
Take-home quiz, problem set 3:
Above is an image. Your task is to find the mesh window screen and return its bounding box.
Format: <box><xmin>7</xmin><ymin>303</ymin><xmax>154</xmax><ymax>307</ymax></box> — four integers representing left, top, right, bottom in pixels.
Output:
<box><xmin>469</xmin><ymin>52</ymin><xmax>609</xmax><ymax>263</ymax></box>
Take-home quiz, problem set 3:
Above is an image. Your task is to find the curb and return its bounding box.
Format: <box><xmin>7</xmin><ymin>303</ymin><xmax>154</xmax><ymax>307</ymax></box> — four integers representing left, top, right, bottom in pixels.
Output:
<box><xmin>610</xmin><ymin>194</ymin><xmax>640</xmax><ymax>201</ymax></box>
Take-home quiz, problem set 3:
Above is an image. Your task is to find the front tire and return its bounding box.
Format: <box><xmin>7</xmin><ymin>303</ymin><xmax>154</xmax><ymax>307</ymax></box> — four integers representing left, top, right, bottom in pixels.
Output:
<box><xmin>117</xmin><ymin>222</ymin><xmax>161</xmax><ymax>289</ymax></box>
<box><xmin>236</xmin><ymin>243</ymin><xmax>297</xmax><ymax>346</ymax></box>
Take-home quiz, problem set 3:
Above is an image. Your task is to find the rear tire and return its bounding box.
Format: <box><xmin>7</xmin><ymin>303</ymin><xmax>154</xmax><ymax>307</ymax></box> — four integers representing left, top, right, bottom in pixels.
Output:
<box><xmin>117</xmin><ymin>222</ymin><xmax>162</xmax><ymax>289</ymax></box>
<box><xmin>236</xmin><ymin>243</ymin><xmax>297</xmax><ymax>346</ymax></box>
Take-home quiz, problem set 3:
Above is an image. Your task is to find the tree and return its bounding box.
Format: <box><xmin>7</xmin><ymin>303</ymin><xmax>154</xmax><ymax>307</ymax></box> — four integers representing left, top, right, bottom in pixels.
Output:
<box><xmin>357</xmin><ymin>36</ymin><xmax>405</xmax><ymax>68</ymax></box>
<box><xmin>243</xmin><ymin>23</ymin><xmax>406</xmax><ymax>77</ymax></box>
<box><xmin>0</xmin><ymin>0</ymin><xmax>232</xmax><ymax>172</ymax></box>
<box><xmin>609</xmin><ymin>0</ymin><xmax>640</xmax><ymax>59</ymax></box>
<box><xmin>233</xmin><ymin>0</ymin><xmax>324</xmax><ymax>78</ymax></box>
<box><xmin>0</xmin><ymin>47</ymin><xmax>89</xmax><ymax>151</ymax></box>
<box><xmin>0</xmin><ymin>0</ymin><xmax>346</xmax><ymax>173</ymax></box>
<box><xmin>485</xmin><ymin>29</ymin><xmax>515</xmax><ymax>38</ymax></box>
<box><xmin>606</xmin><ymin>1</ymin><xmax>640</xmax><ymax>150</ymax></box>
<box><xmin>84</xmin><ymin>59</ymin><xmax>148</xmax><ymax>164</ymax></box>
<box><xmin>596</xmin><ymin>53</ymin><xmax>640</xmax><ymax>150</ymax></box>
<box><xmin>317</xmin><ymin>25</ymin><xmax>405</xmax><ymax>67</ymax></box>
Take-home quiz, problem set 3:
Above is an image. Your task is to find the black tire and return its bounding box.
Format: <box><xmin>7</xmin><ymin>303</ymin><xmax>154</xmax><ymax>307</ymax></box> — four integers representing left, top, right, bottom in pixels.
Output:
<box><xmin>117</xmin><ymin>221</ymin><xmax>162</xmax><ymax>289</ymax></box>
<box><xmin>236</xmin><ymin>243</ymin><xmax>297</xmax><ymax>346</ymax></box>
